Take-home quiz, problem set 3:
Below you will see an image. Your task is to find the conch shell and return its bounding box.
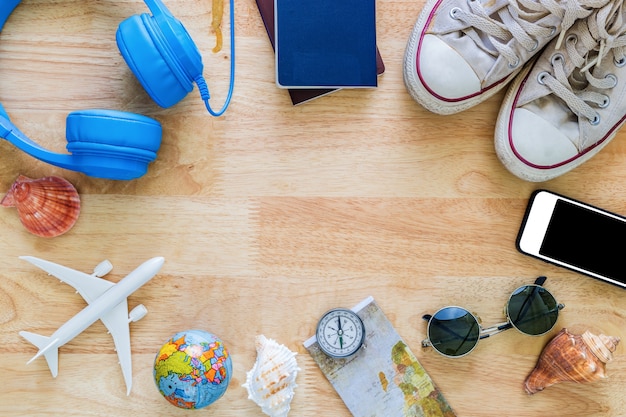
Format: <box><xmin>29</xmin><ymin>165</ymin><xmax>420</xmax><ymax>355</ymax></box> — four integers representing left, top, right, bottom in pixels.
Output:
<box><xmin>1</xmin><ymin>175</ymin><xmax>80</xmax><ymax>238</ymax></box>
<box><xmin>242</xmin><ymin>335</ymin><xmax>299</xmax><ymax>417</ymax></box>
<box><xmin>524</xmin><ymin>328</ymin><xmax>620</xmax><ymax>394</ymax></box>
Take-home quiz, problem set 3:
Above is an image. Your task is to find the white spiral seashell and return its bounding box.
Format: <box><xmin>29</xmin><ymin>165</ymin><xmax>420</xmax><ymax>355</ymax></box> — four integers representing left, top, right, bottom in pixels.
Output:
<box><xmin>242</xmin><ymin>335</ymin><xmax>300</xmax><ymax>417</ymax></box>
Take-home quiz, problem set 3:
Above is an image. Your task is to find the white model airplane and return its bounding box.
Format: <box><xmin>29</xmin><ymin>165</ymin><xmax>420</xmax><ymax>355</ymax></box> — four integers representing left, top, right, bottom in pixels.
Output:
<box><xmin>19</xmin><ymin>256</ymin><xmax>165</xmax><ymax>395</ymax></box>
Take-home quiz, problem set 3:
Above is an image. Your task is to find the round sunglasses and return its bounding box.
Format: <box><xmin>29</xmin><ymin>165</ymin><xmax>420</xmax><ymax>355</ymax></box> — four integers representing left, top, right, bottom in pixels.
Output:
<box><xmin>422</xmin><ymin>276</ymin><xmax>565</xmax><ymax>358</ymax></box>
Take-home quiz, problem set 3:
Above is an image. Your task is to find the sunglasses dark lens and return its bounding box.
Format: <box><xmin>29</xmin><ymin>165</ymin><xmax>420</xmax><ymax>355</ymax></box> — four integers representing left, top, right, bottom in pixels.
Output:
<box><xmin>507</xmin><ymin>285</ymin><xmax>559</xmax><ymax>335</ymax></box>
<box><xmin>428</xmin><ymin>307</ymin><xmax>480</xmax><ymax>357</ymax></box>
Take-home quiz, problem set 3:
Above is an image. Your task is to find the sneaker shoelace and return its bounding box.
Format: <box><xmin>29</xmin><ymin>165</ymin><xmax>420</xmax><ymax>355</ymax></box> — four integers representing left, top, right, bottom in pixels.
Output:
<box><xmin>537</xmin><ymin>1</ymin><xmax>626</xmax><ymax>148</ymax></box>
<box><xmin>450</xmin><ymin>0</ymin><xmax>611</xmax><ymax>69</ymax></box>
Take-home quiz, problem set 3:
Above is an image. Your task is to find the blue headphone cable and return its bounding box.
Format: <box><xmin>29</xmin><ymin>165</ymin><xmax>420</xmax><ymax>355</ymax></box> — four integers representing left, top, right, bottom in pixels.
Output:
<box><xmin>196</xmin><ymin>0</ymin><xmax>235</xmax><ymax>117</ymax></box>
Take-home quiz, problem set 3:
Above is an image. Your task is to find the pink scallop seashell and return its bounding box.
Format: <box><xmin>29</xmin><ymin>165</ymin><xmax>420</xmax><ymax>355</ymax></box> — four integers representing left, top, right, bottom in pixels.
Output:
<box><xmin>1</xmin><ymin>175</ymin><xmax>81</xmax><ymax>238</ymax></box>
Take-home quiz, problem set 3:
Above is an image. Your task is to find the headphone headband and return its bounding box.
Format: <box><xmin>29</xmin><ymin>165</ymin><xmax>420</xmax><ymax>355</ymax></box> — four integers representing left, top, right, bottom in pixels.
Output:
<box><xmin>0</xmin><ymin>0</ymin><xmax>21</xmax><ymax>32</ymax></box>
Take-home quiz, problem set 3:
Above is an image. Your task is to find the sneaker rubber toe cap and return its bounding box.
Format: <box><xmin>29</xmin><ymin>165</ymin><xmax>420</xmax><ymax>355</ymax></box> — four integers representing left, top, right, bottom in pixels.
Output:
<box><xmin>419</xmin><ymin>34</ymin><xmax>481</xmax><ymax>100</ymax></box>
<box><xmin>511</xmin><ymin>109</ymin><xmax>579</xmax><ymax>166</ymax></box>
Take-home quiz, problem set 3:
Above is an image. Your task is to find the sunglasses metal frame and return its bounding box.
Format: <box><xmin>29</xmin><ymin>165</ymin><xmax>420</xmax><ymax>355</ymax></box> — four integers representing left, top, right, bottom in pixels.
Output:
<box><xmin>421</xmin><ymin>276</ymin><xmax>565</xmax><ymax>358</ymax></box>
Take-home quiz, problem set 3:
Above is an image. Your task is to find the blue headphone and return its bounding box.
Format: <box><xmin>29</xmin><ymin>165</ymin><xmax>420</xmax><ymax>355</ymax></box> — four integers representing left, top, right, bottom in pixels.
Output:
<box><xmin>0</xmin><ymin>0</ymin><xmax>235</xmax><ymax>180</ymax></box>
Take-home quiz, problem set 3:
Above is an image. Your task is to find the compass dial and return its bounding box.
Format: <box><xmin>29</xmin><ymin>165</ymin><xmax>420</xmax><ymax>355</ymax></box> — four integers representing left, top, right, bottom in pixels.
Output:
<box><xmin>316</xmin><ymin>308</ymin><xmax>365</xmax><ymax>358</ymax></box>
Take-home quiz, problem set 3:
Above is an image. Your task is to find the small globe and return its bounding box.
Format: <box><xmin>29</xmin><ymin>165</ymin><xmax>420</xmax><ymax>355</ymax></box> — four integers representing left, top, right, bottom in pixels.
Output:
<box><xmin>154</xmin><ymin>329</ymin><xmax>232</xmax><ymax>409</ymax></box>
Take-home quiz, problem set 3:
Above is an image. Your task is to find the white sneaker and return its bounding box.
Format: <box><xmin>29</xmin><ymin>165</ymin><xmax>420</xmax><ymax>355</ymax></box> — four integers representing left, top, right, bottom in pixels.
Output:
<box><xmin>403</xmin><ymin>0</ymin><xmax>611</xmax><ymax>115</ymax></box>
<box><xmin>495</xmin><ymin>0</ymin><xmax>626</xmax><ymax>181</ymax></box>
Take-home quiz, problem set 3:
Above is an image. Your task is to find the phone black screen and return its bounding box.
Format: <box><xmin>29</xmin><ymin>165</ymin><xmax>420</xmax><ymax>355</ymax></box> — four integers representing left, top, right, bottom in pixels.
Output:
<box><xmin>540</xmin><ymin>199</ymin><xmax>626</xmax><ymax>284</ymax></box>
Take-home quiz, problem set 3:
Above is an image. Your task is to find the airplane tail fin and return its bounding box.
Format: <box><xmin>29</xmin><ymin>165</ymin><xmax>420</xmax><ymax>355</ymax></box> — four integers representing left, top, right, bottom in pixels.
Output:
<box><xmin>19</xmin><ymin>331</ymin><xmax>59</xmax><ymax>377</ymax></box>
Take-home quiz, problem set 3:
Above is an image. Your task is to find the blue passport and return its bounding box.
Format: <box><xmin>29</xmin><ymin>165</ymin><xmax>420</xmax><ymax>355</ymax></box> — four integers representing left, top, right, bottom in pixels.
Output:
<box><xmin>274</xmin><ymin>0</ymin><xmax>378</xmax><ymax>89</ymax></box>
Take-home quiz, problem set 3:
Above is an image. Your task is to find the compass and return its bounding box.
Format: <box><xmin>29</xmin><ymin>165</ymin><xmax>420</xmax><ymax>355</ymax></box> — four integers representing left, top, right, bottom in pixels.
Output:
<box><xmin>316</xmin><ymin>308</ymin><xmax>365</xmax><ymax>358</ymax></box>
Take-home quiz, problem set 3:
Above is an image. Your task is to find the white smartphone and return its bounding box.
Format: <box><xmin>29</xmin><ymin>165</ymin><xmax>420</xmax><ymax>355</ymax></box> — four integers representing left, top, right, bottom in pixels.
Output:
<box><xmin>517</xmin><ymin>189</ymin><xmax>626</xmax><ymax>289</ymax></box>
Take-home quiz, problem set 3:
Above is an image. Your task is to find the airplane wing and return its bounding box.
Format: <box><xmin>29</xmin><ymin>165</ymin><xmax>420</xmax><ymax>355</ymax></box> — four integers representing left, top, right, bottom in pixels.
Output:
<box><xmin>100</xmin><ymin>300</ymin><xmax>133</xmax><ymax>396</ymax></box>
<box><xmin>20</xmin><ymin>256</ymin><xmax>114</xmax><ymax>303</ymax></box>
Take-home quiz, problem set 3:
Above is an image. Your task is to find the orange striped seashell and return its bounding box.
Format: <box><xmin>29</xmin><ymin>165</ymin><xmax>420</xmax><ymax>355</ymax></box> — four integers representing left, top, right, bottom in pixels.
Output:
<box><xmin>1</xmin><ymin>175</ymin><xmax>81</xmax><ymax>238</ymax></box>
<box><xmin>524</xmin><ymin>328</ymin><xmax>620</xmax><ymax>394</ymax></box>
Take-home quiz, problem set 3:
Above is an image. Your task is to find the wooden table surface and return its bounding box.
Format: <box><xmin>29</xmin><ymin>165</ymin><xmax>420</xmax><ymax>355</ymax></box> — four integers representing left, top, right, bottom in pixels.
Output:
<box><xmin>1</xmin><ymin>1</ymin><xmax>626</xmax><ymax>416</ymax></box>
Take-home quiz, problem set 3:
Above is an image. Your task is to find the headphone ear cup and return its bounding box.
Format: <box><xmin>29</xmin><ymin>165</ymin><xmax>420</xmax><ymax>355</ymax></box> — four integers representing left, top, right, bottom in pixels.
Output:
<box><xmin>65</xmin><ymin>109</ymin><xmax>162</xmax><ymax>180</ymax></box>
<box><xmin>116</xmin><ymin>13</ymin><xmax>202</xmax><ymax>108</ymax></box>
<box><xmin>66</xmin><ymin>109</ymin><xmax>161</xmax><ymax>151</ymax></box>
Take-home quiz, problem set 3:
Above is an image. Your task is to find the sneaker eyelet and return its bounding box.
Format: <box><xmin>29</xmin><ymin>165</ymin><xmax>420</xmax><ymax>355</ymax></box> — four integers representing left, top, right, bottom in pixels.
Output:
<box><xmin>529</xmin><ymin>40</ymin><xmax>539</xmax><ymax>52</ymax></box>
<box><xmin>449</xmin><ymin>7</ymin><xmax>461</xmax><ymax>19</ymax></box>
<box><xmin>615</xmin><ymin>57</ymin><xmax>626</xmax><ymax>67</ymax></box>
<box><xmin>605</xmin><ymin>74</ymin><xmax>618</xmax><ymax>88</ymax></box>
<box><xmin>551</xmin><ymin>53</ymin><xmax>564</xmax><ymax>66</ymax></box>
<box><xmin>537</xmin><ymin>71</ymin><xmax>549</xmax><ymax>85</ymax></box>
<box><xmin>590</xmin><ymin>114</ymin><xmax>601</xmax><ymax>126</ymax></box>
<box><xmin>566</xmin><ymin>34</ymin><xmax>578</xmax><ymax>45</ymax></box>
<box><xmin>508</xmin><ymin>57</ymin><xmax>520</xmax><ymax>69</ymax></box>
<box><xmin>549</xmin><ymin>26</ymin><xmax>557</xmax><ymax>36</ymax></box>
<box><xmin>599</xmin><ymin>95</ymin><xmax>610</xmax><ymax>109</ymax></box>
